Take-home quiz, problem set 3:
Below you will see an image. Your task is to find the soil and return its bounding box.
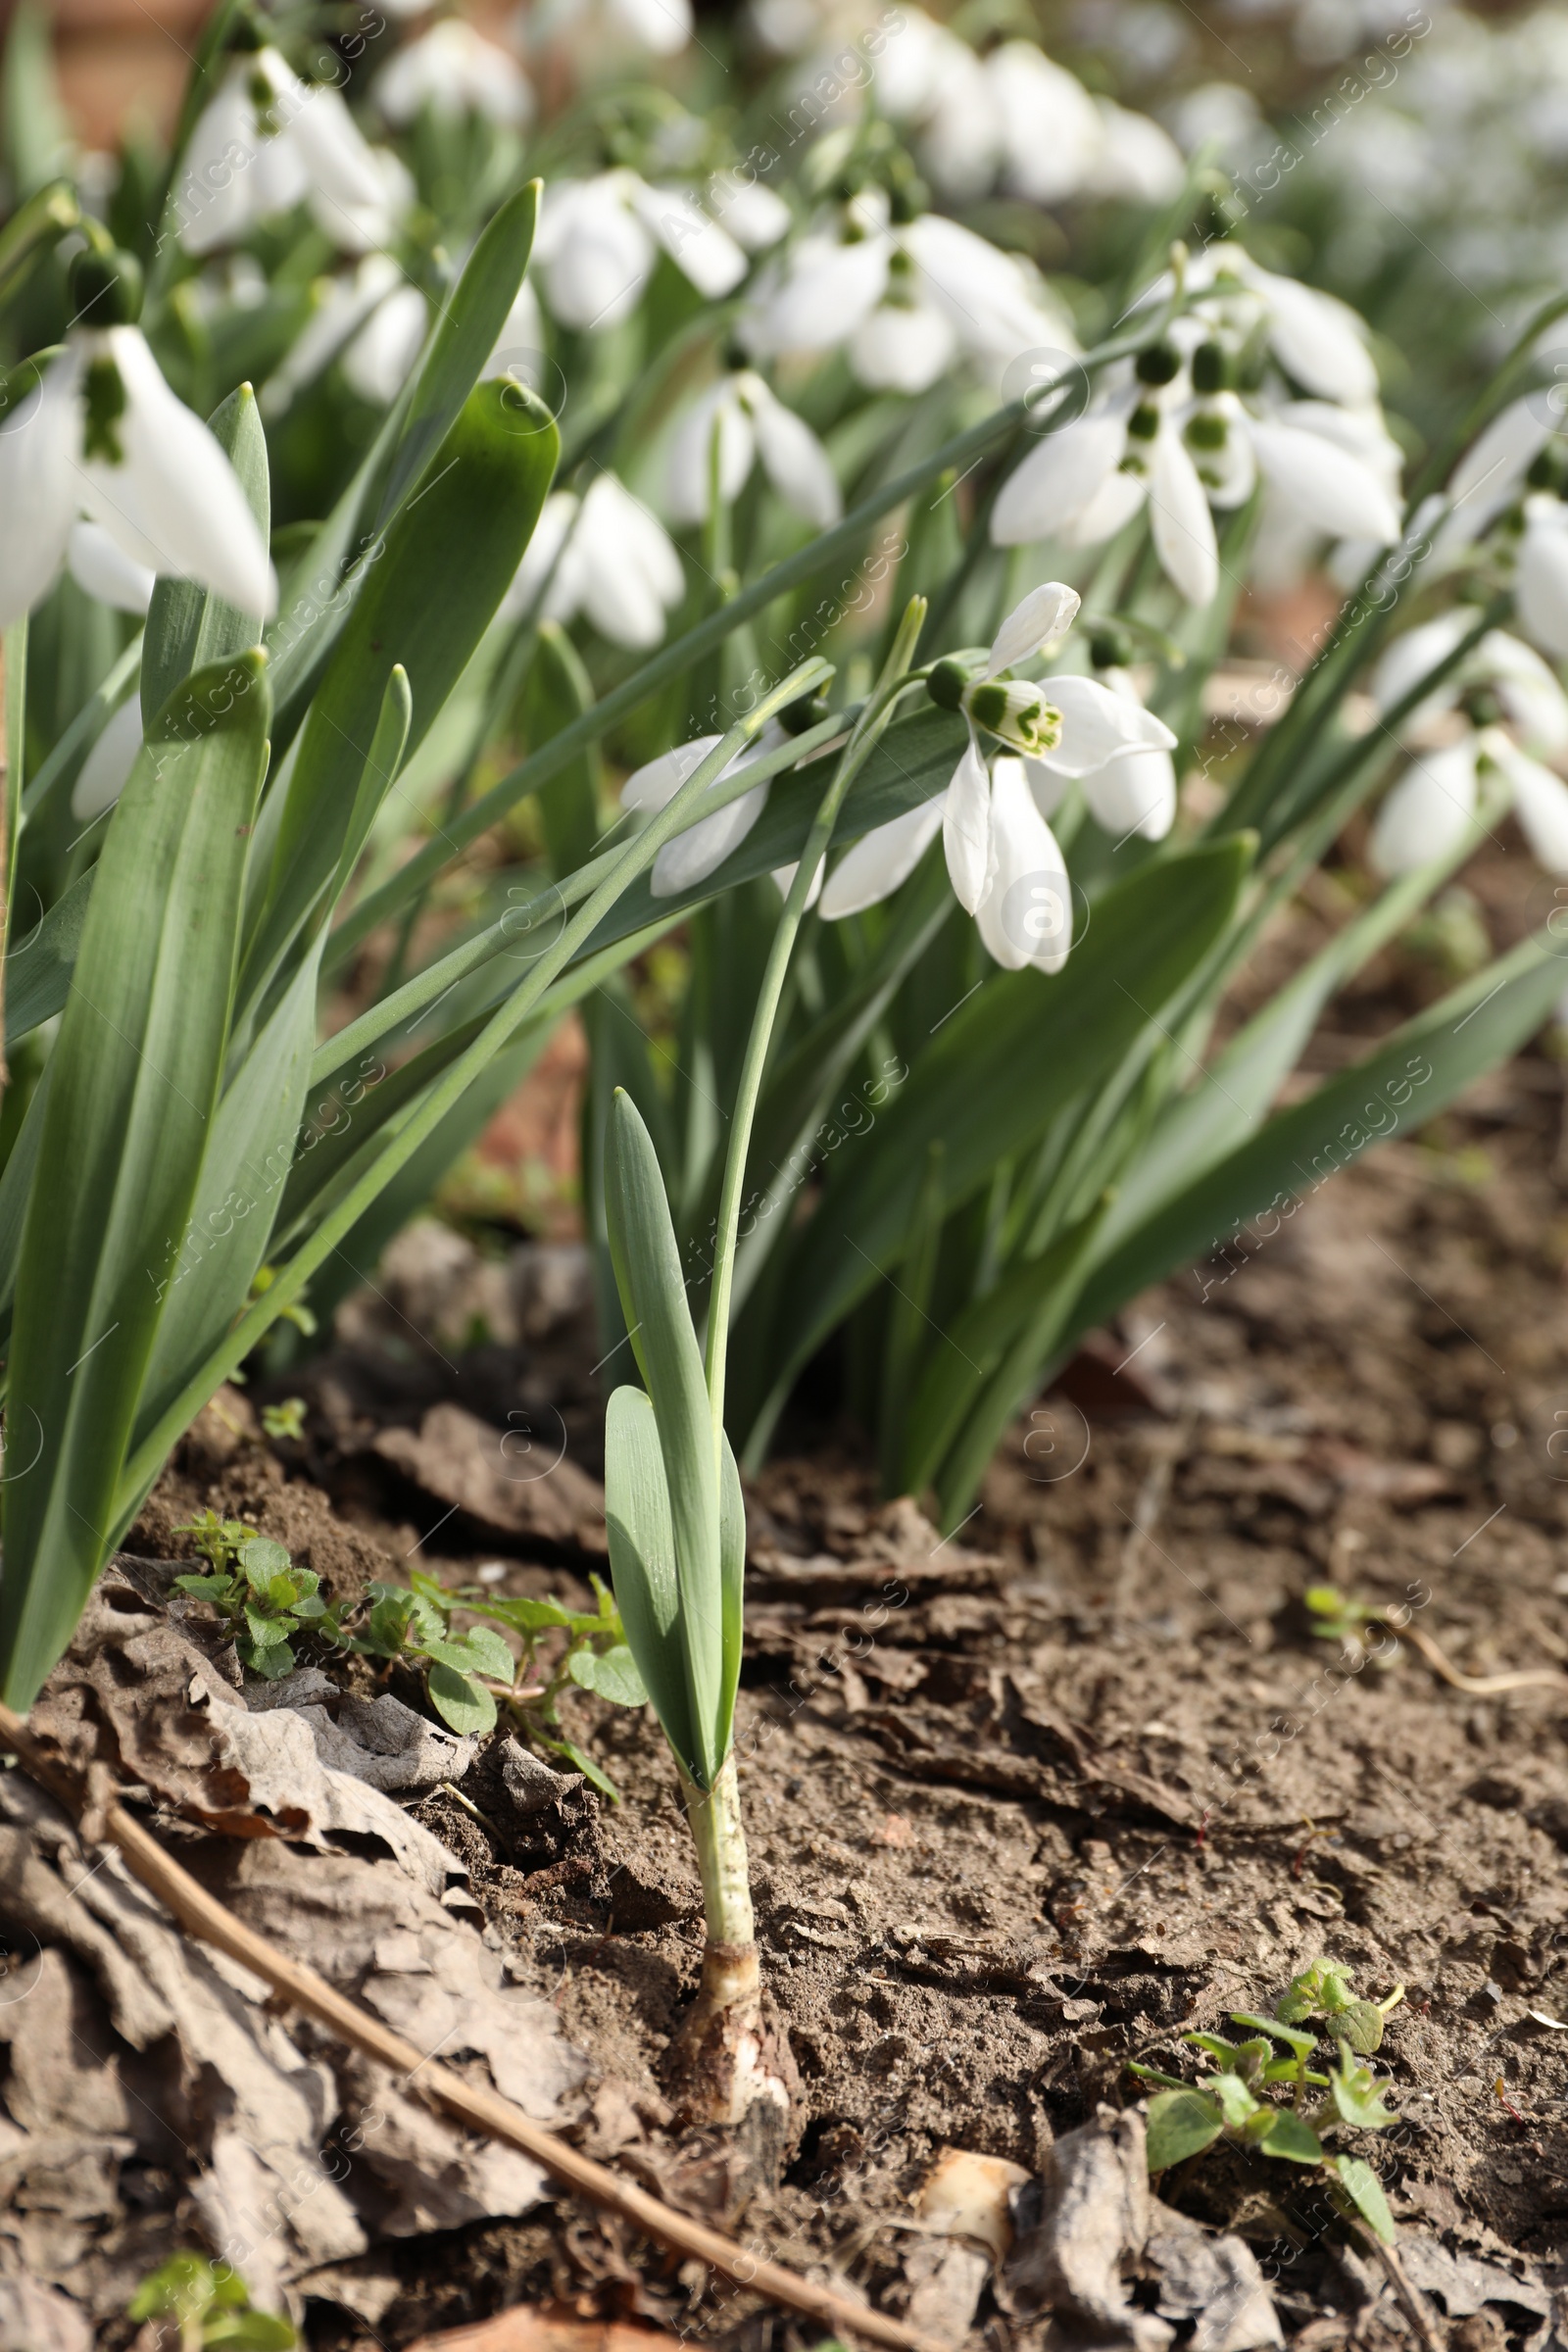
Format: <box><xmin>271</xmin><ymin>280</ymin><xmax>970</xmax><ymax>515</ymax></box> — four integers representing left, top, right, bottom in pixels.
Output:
<box><xmin>18</xmin><ymin>846</ymin><xmax>1568</xmax><ymax>2351</ymax></box>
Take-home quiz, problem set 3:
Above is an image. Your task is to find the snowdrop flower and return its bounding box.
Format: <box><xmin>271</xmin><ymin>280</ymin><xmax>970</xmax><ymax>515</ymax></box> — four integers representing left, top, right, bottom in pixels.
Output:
<box><xmin>1368</xmin><ymin>737</ymin><xmax>1482</xmax><ymax>877</ymax></box>
<box><xmin>503</xmin><ymin>472</ymin><xmax>683</xmax><ymax>648</ymax></box>
<box><xmin>707</xmin><ymin>171</ymin><xmax>792</xmax><ymax>256</ymax></box>
<box><xmin>1370</xmin><ymin>613</ymin><xmax>1568</xmax><ymax>755</ymax></box>
<box><xmin>1438</xmin><ymin>397</ymin><xmax>1556</xmax><ymax>549</ymax></box>
<box><xmin>666</xmin><ymin>368</ymin><xmax>840</xmax><ymax>529</ymax></box>
<box><xmin>262</xmin><ymin>255</ymin><xmax>428</xmax><ymax>415</ymax></box>
<box><xmin>524</xmin><ymin>0</ymin><xmax>693</xmax><ymax>58</ymax></box>
<box><xmin>984</xmin><ymin>40</ymin><xmax>1107</xmax><ymax>204</ymax></box>
<box><xmin>67</xmin><ymin>518</ymin><xmax>153</xmax><ymax>612</ymax></box>
<box><xmin>745</xmin><ymin>192</ymin><xmax>1071</xmax><ymax>395</ymax></box>
<box><xmin>0</xmin><ymin>252</ymin><xmax>275</xmax><ymax>630</ymax></box>
<box><xmin>622</xmin><ymin>723</ymin><xmax>786</xmax><ymax>897</ymax></box>
<box><xmin>176</xmin><ymin>42</ymin><xmax>406</xmax><ymax>255</ymax></box>
<box><xmin>820</xmin><ymin>585</ymin><xmax>1176</xmax><ymax>971</ymax></box>
<box><xmin>1368</xmin><ymin>628</ymin><xmax>1568</xmax><ymax>881</ymax></box>
<box><xmin>1515</xmin><ymin>497</ymin><xmax>1568</xmax><ymax>660</ymax></box>
<box><xmin>376</xmin><ymin>21</ymin><xmax>533</xmax><ymax>126</ymax></box>
<box><xmin>532</xmin><ymin>172</ymin><xmax>748</xmax><ymax>331</ymax></box>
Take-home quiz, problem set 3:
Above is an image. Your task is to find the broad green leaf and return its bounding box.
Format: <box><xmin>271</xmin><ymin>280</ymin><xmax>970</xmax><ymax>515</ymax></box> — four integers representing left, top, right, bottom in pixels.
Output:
<box><xmin>1257</xmin><ymin>2110</ymin><xmax>1324</xmax><ymax>2164</ymax></box>
<box><xmin>567</xmin><ymin>1643</ymin><xmax>649</xmax><ymax>1707</ymax></box>
<box><xmin>244</xmin><ymin>377</ymin><xmax>559</xmax><ymax>1011</ymax></box>
<box><xmin>142</xmin><ymin>384</ymin><xmax>270</xmax><ymax>727</ymax></box>
<box><xmin>1336</xmin><ymin>2000</ymin><xmax>1388</xmax><ymax>2056</ymax></box>
<box><xmin>0</xmin><ymin>650</ymin><xmax>270</xmax><ymax>1707</ymax></box>
<box><xmin>426</xmin><ymin>1661</ymin><xmax>497</xmax><ymax>1737</ymax></box>
<box><xmin>239</xmin><ymin>1537</ymin><xmax>291</xmax><ymax>1588</ymax></box>
<box><xmin>5</xmin><ymin>867</ymin><xmax>91</xmax><ymax>1045</ymax></box>
<box><xmin>603</xmin><ymin>1383</ymin><xmax>700</xmax><ymax>1781</ymax></box>
<box><xmin>447</xmin><ymin>1624</ymin><xmax>515</xmax><ymax>1682</ymax></box>
<box><xmin>264</xmin><ymin>183</ymin><xmax>542</xmax><ymax>744</ymax></box>
<box><xmin>1209</xmin><ymin>2072</ymin><xmax>1262</xmax><ymax>2129</ymax></box>
<box><xmin>736</xmin><ymin>839</ymin><xmax>1252</xmax><ymax>1457</ymax></box>
<box><xmin>604</xmin><ymin>1092</ymin><xmax>724</xmax><ymax>1782</ymax></box>
<box><xmin>475</xmin><ymin>1593</ymin><xmax>573</xmax><ymax>1634</ymax></box>
<box><xmin>1329</xmin><ymin>2155</ymin><xmax>1396</xmax><ymax>2243</ymax></box>
<box><xmin>1144</xmin><ymin>2088</ymin><xmax>1224</xmax><ymax>2171</ymax></box>
<box><xmin>1077</xmin><ymin>930</ymin><xmax>1568</xmax><ymax>1338</ymax></box>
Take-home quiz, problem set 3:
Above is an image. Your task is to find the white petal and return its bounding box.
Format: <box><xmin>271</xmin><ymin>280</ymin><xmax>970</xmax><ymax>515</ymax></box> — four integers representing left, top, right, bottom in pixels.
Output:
<box><xmin>943</xmin><ymin>730</ymin><xmax>993</xmax><ymax>915</ymax></box>
<box><xmin>1517</xmin><ymin>512</ymin><xmax>1568</xmax><ymax>661</ymax></box>
<box><xmin>1087</xmin><ymin>103</ymin><xmax>1185</xmax><ymax>204</ymax></box>
<box><xmin>710</xmin><ymin>172</ymin><xmax>790</xmax><ymax>253</ymax></box>
<box><xmin>629</xmin><ymin>181</ymin><xmax>749</xmax><ymax>299</ymax></box>
<box><xmin>1446</xmin><ymin>396</ymin><xmax>1549</xmax><ymax>535</ymax></box>
<box><xmin>284</xmin><ymin>75</ymin><xmax>390</xmax><ymax>214</ymax></box>
<box><xmin>306</xmin><ymin>143</ymin><xmax>414</xmax><ymax>255</ymax></box>
<box><xmin>772</xmin><ymin>857</ymin><xmax>824</xmax><ymax>908</ymax></box>
<box><xmin>609</xmin><ymin>0</ymin><xmax>692</xmax><ymax>55</ymax></box>
<box><xmin>68</xmin><ymin>517</ymin><xmax>154</xmax><ymax>612</ymax></box>
<box><xmin>622</xmin><ymin>734</ymin><xmax>721</xmax><ymax>813</ymax></box>
<box><xmin>1369</xmin><ymin>611</ymin><xmax>1470</xmax><ymax>720</ymax></box>
<box><xmin>0</xmin><ymin>349</ymin><xmax>77</xmax><ymax>627</ymax></box>
<box><xmin>78</xmin><ymin>329</ymin><xmax>275</xmax><ymax>618</ymax></box>
<box><xmin>1253</xmin><ymin>268</ymin><xmax>1379</xmax><ymax>406</ymax></box>
<box><xmin>1148</xmin><ymin>425</ymin><xmax>1219</xmax><ymax>607</ymax></box>
<box><xmin>986</xmin><ymin>43</ymin><xmax>1103</xmax><ymax>204</ymax></box>
<box><xmin>484</xmin><ymin>278</ymin><xmax>545</xmax><ymax>379</ymax></box>
<box><xmin>1034</xmin><ymin>673</ymin><xmax>1177</xmax><ymax>777</ymax></box>
<box><xmin>986</xmin><ymin>581</ymin><xmax>1081</xmax><ymax>677</ymax></box>
<box><xmin>902</xmin><ymin>214</ymin><xmax>1045</xmax><ymax>364</ymax></box>
<box><xmin>1249</xmin><ymin>418</ymin><xmax>1401</xmax><ymax>545</ymax></box>
<box><xmin>1489</xmin><ymin>737</ymin><xmax>1568</xmax><ymax>872</ymax></box>
<box><xmin>752</xmin><ymin>234</ymin><xmax>890</xmax><ymax>356</ymax></box>
<box><xmin>1022</xmin><ymin>757</ymin><xmax>1069</xmax><ymax>820</ymax></box>
<box><xmin>580</xmin><ymin>474</ymin><xmax>684</xmax><ymax>612</ymax></box>
<box><xmin>992</xmin><ymin>412</ymin><xmax>1126</xmax><ymax>546</ymax></box>
<box><xmin>502</xmin><ymin>490</ymin><xmax>579</xmax><ymax>622</ymax></box>
<box><xmin>1478</xmin><ymin>629</ymin><xmax>1568</xmax><ymax>756</ymax></box>
<box><xmin>666</xmin><ymin>382</ymin><xmax>753</xmax><ymax>525</ymax></box>
<box><xmin>71</xmin><ymin>693</ymin><xmax>145</xmax><ymax>823</ymax></box>
<box><xmin>976</xmin><ymin>758</ymin><xmax>1071</xmax><ymax>973</ymax></box>
<box><xmin>543</xmin><ymin>182</ymin><xmax>653</xmax><ymax>329</ymax></box>
<box><xmin>1081</xmin><ymin>744</ymin><xmax>1176</xmax><ymax>841</ymax></box>
<box><xmin>1058</xmin><ymin>465</ymin><xmax>1148</xmax><ymax>548</ymax></box>
<box><xmin>376</xmin><ymin>22</ymin><xmax>532</xmax><ymax>125</ymax></box>
<box><xmin>1368</xmin><ymin>740</ymin><xmax>1479</xmax><ymax>877</ymax></box>
<box><xmin>744</xmin><ymin>378</ymin><xmax>841</xmax><ymax>526</ymax></box>
<box><xmin>341</xmin><ymin>284</ymin><xmax>428</xmax><ymax>405</ymax></box>
<box><xmin>848</xmin><ymin>300</ymin><xmax>955</xmax><ymax>394</ymax></box>
<box><xmin>176</xmin><ymin>70</ymin><xmax>302</xmax><ymax>254</ymax></box>
<box><xmin>580</xmin><ymin>551</ymin><xmax>671</xmax><ymax>647</ymax></box>
<box><xmin>651</xmin><ymin>778</ymin><xmax>769</xmax><ymax>896</ymax></box>
<box><xmin>819</xmin><ymin>796</ymin><xmax>945</xmax><ymax>918</ymax></box>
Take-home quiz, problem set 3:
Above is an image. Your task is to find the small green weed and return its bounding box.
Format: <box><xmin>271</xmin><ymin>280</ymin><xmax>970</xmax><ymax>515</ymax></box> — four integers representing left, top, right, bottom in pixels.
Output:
<box><xmin>126</xmin><ymin>2254</ymin><xmax>294</xmax><ymax>2351</ymax></box>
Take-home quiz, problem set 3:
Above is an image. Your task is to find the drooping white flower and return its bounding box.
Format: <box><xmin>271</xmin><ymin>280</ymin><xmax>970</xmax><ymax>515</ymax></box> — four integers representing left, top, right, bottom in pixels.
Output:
<box><xmin>532</xmin><ymin>171</ymin><xmax>749</xmax><ymax>331</ymax></box>
<box><xmin>1371</xmin><ymin>613</ymin><xmax>1568</xmax><ymax>754</ymax></box>
<box><xmin>667</xmin><ymin>369</ymin><xmax>841</xmax><ymax>528</ymax></box>
<box><xmin>1368</xmin><ymin>737</ymin><xmax>1481</xmax><ymax>877</ymax></box>
<box><xmin>820</xmin><ymin>587</ymin><xmax>1175</xmax><ymax>966</ymax></box>
<box><xmin>71</xmin><ymin>693</ymin><xmax>145</xmax><ymax>824</ymax></box>
<box><xmin>1028</xmin><ymin>667</ymin><xmax>1178</xmax><ymax>841</ymax></box>
<box><xmin>622</xmin><ymin>723</ymin><xmax>785</xmax><ymax>897</ymax></box>
<box><xmin>262</xmin><ymin>254</ymin><xmax>428</xmax><ymax>416</ymax></box>
<box><xmin>377</xmin><ymin>21</ymin><xmax>533</xmax><ymax>126</ymax></box>
<box><xmin>707</xmin><ymin>171</ymin><xmax>791</xmax><ymax>255</ymax></box>
<box><xmin>67</xmin><ymin>517</ymin><xmax>153</xmax><ymax>612</ymax></box>
<box><xmin>522</xmin><ymin>0</ymin><xmax>693</xmax><ymax>60</ymax></box>
<box><xmin>503</xmin><ymin>472</ymin><xmax>684</xmax><ymax>648</ymax></box>
<box><xmin>985</xmin><ymin>39</ymin><xmax>1106</xmax><ymax>204</ymax></box>
<box><xmin>175</xmin><ymin>45</ymin><xmax>407</xmax><ymax>256</ymax></box>
<box><xmin>1515</xmin><ymin>497</ymin><xmax>1568</xmax><ymax>660</ymax></box>
<box><xmin>0</xmin><ymin>320</ymin><xmax>275</xmax><ymax>630</ymax></box>
<box><xmin>745</xmin><ymin>194</ymin><xmax>1073</xmax><ymax>395</ymax></box>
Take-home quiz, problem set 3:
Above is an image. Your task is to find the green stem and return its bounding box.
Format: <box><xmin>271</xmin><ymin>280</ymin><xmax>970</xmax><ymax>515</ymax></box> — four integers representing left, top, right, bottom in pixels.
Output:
<box><xmin>111</xmin><ymin>660</ymin><xmax>831</xmax><ymax>1531</ymax></box>
<box><xmin>702</xmin><ymin>606</ymin><xmax>928</xmax><ymax>1460</ymax></box>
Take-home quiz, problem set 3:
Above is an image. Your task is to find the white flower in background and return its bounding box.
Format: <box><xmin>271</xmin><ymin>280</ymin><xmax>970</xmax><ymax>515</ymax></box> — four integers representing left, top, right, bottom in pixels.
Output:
<box><xmin>621</xmin><ymin>723</ymin><xmax>786</xmax><ymax>897</ymax></box>
<box><xmin>503</xmin><ymin>472</ymin><xmax>684</xmax><ymax>648</ymax></box>
<box><xmin>262</xmin><ymin>254</ymin><xmax>428</xmax><ymax>415</ymax></box>
<box><xmin>71</xmin><ymin>693</ymin><xmax>145</xmax><ymax>824</ymax></box>
<box><xmin>1516</xmin><ymin>496</ymin><xmax>1568</xmax><ymax>660</ymax></box>
<box><xmin>376</xmin><ymin>21</ymin><xmax>533</xmax><ymax>126</ymax></box>
<box><xmin>820</xmin><ymin>584</ymin><xmax>1176</xmax><ymax>971</ymax></box>
<box><xmin>176</xmin><ymin>44</ymin><xmax>408</xmax><ymax>255</ymax></box>
<box><xmin>745</xmin><ymin>192</ymin><xmax>1073</xmax><ymax>394</ymax></box>
<box><xmin>532</xmin><ymin>172</ymin><xmax>749</xmax><ymax>331</ymax></box>
<box><xmin>707</xmin><ymin>171</ymin><xmax>792</xmax><ymax>255</ymax></box>
<box><xmin>1438</xmin><ymin>397</ymin><xmax>1555</xmax><ymax>549</ymax></box>
<box><xmin>0</xmin><ymin>288</ymin><xmax>275</xmax><ymax>631</ymax></box>
<box><xmin>666</xmin><ymin>369</ymin><xmax>840</xmax><ymax>528</ymax></box>
<box><xmin>522</xmin><ymin>0</ymin><xmax>693</xmax><ymax>58</ymax></box>
<box><xmin>1368</xmin><ymin>617</ymin><xmax>1568</xmax><ymax>879</ymax></box>
<box><xmin>67</xmin><ymin>517</ymin><xmax>153</xmax><ymax>612</ymax></box>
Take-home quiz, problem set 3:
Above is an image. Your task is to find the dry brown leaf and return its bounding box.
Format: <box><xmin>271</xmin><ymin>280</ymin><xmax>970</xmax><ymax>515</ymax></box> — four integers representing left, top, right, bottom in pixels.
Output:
<box><xmin>373</xmin><ymin>1402</ymin><xmax>608</xmax><ymax>1551</ymax></box>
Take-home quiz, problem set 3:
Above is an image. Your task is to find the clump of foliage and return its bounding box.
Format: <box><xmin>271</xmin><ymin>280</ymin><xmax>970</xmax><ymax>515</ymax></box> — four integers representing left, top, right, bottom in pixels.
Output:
<box><xmin>1130</xmin><ymin>1959</ymin><xmax>1405</xmax><ymax>2243</ymax></box>
<box><xmin>126</xmin><ymin>2254</ymin><xmax>294</xmax><ymax>2351</ymax></box>
<box><xmin>172</xmin><ymin>1514</ymin><xmax>326</xmax><ymax>1679</ymax></box>
<box><xmin>466</xmin><ymin>1574</ymin><xmax>646</xmax><ymax>1794</ymax></box>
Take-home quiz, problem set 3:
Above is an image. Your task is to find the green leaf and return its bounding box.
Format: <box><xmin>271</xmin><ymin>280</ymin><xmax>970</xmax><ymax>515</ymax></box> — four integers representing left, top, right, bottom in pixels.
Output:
<box><xmin>1257</xmin><ymin>2109</ymin><xmax>1324</xmax><ymax>2163</ymax></box>
<box><xmin>1187</xmin><ymin>2031</ymin><xmax>1270</xmax><ymax>2072</ymax></box>
<box><xmin>244</xmin><ymin>1636</ymin><xmax>297</xmax><ymax>1681</ymax></box>
<box><xmin>422</xmin><ymin>1625</ymin><xmax>514</xmax><ymax>1682</ymax></box>
<box><xmin>737</xmin><ymin>837</ymin><xmax>1252</xmax><ymax>1455</ymax></box>
<box><xmin>1078</xmin><ymin>930</ymin><xmax>1568</xmax><ymax>1337</ymax></box>
<box><xmin>1328</xmin><ymin>2155</ymin><xmax>1396</xmax><ymax>2243</ymax></box>
<box><xmin>1209</xmin><ymin>2072</ymin><xmax>1263</xmax><ymax>2129</ymax></box>
<box><xmin>541</xmin><ymin>1732</ymin><xmax>619</xmax><ymax>1801</ymax></box>
<box><xmin>243</xmin><ymin>376</ymin><xmax>559</xmax><ymax>1012</ymax></box>
<box><xmin>475</xmin><ymin>1593</ymin><xmax>574</xmax><ymax>1635</ymax></box>
<box><xmin>204</xmin><ymin>2312</ymin><xmax>297</xmax><ymax>2351</ymax></box>
<box><xmin>142</xmin><ymin>384</ymin><xmax>270</xmax><ymax>727</ymax></box>
<box><xmin>0</xmin><ymin>651</ymin><xmax>270</xmax><ymax>1707</ymax></box>
<box><xmin>1329</xmin><ymin>2043</ymin><xmax>1398</xmax><ymax>2130</ymax></box>
<box><xmin>238</xmin><ymin>1538</ymin><xmax>292</xmax><ymax>1591</ymax></box>
<box><xmin>4</xmin><ymin>865</ymin><xmax>91</xmax><ymax>1047</ymax></box>
<box><xmin>1231</xmin><ymin>2011</ymin><xmax>1319</xmax><ymax>2059</ymax></box>
<box><xmin>425</xmin><ymin>1661</ymin><xmax>497</xmax><ymax>1737</ymax></box>
<box><xmin>604</xmin><ymin>1094</ymin><xmax>725</xmax><ymax>1782</ymax></box>
<box><xmin>567</xmin><ymin>1643</ymin><xmax>649</xmax><ymax>1707</ymax></box>
<box><xmin>603</xmin><ymin>1384</ymin><xmax>700</xmax><ymax>1781</ymax></box>
<box><xmin>1144</xmin><ymin>2088</ymin><xmax>1225</xmax><ymax>2171</ymax></box>
<box><xmin>1336</xmin><ymin>2000</ymin><xmax>1388</xmax><ymax>2056</ymax></box>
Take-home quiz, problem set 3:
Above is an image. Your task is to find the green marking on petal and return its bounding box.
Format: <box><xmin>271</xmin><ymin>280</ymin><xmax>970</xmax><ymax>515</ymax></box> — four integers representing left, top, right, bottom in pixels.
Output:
<box><xmin>82</xmin><ymin>357</ymin><xmax>126</xmax><ymax>465</ymax></box>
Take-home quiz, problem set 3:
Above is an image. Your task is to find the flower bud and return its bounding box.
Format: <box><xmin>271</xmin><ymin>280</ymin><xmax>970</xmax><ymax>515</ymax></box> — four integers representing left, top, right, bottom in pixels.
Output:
<box><xmin>927</xmin><ymin>657</ymin><xmax>971</xmax><ymax>712</ymax></box>
<box><xmin>1135</xmin><ymin>342</ymin><xmax>1180</xmax><ymax>387</ymax></box>
<box><xmin>70</xmin><ymin>244</ymin><xmax>144</xmax><ymax>328</ymax></box>
<box><xmin>963</xmin><ymin>678</ymin><xmax>1062</xmax><ymax>756</ymax></box>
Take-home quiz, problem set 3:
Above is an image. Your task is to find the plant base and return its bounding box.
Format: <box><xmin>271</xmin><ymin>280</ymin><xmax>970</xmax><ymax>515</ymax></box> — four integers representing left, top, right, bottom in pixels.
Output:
<box><xmin>666</xmin><ymin>1938</ymin><xmax>797</xmax><ymax>2142</ymax></box>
